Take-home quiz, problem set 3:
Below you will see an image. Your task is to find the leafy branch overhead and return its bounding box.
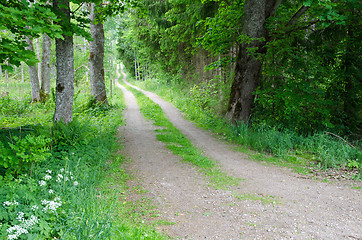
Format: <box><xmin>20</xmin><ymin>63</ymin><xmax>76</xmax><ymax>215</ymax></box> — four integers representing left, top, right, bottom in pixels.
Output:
<box><xmin>0</xmin><ymin>0</ymin><xmax>129</xmax><ymax>70</ymax></box>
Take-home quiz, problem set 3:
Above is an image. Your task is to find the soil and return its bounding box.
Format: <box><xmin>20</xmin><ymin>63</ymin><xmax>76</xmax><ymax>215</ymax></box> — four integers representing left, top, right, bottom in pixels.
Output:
<box><xmin>115</xmin><ymin>65</ymin><xmax>361</xmax><ymax>240</ymax></box>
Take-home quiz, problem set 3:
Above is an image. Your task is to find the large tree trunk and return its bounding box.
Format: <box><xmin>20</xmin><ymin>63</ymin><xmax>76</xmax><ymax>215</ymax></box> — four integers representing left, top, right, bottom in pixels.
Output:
<box><xmin>41</xmin><ymin>34</ymin><xmax>52</xmax><ymax>94</ymax></box>
<box><xmin>53</xmin><ymin>0</ymin><xmax>74</xmax><ymax>123</ymax></box>
<box><xmin>227</xmin><ymin>0</ymin><xmax>278</xmax><ymax>123</ymax></box>
<box><xmin>89</xmin><ymin>2</ymin><xmax>108</xmax><ymax>105</ymax></box>
<box><xmin>25</xmin><ymin>37</ymin><xmax>41</xmax><ymax>102</ymax></box>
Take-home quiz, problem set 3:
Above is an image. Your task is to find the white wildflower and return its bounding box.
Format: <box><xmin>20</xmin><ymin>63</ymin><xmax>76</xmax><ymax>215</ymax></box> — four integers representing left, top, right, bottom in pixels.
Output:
<box><xmin>6</xmin><ymin>215</ymin><xmax>38</xmax><ymax>240</ymax></box>
<box><xmin>38</xmin><ymin>180</ymin><xmax>46</xmax><ymax>186</ymax></box>
<box><xmin>3</xmin><ymin>201</ymin><xmax>19</xmax><ymax>207</ymax></box>
<box><xmin>44</xmin><ymin>174</ymin><xmax>52</xmax><ymax>181</ymax></box>
<box><xmin>3</xmin><ymin>201</ymin><xmax>12</xmax><ymax>207</ymax></box>
<box><xmin>16</xmin><ymin>212</ymin><xmax>24</xmax><ymax>222</ymax></box>
<box><xmin>31</xmin><ymin>205</ymin><xmax>39</xmax><ymax>211</ymax></box>
<box><xmin>22</xmin><ymin>215</ymin><xmax>39</xmax><ymax>229</ymax></box>
<box><xmin>46</xmin><ymin>169</ymin><xmax>52</xmax><ymax>174</ymax></box>
<box><xmin>7</xmin><ymin>225</ymin><xmax>28</xmax><ymax>239</ymax></box>
<box><xmin>64</xmin><ymin>176</ymin><xmax>69</xmax><ymax>181</ymax></box>
<box><xmin>49</xmin><ymin>189</ymin><xmax>54</xmax><ymax>194</ymax></box>
<box><xmin>57</xmin><ymin>174</ymin><xmax>63</xmax><ymax>179</ymax></box>
<box><xmin>41</xmin><ymin>199</ymin><xmax>62</xmax><ymax>213</ymax></box>
<box><xmin>73</xmin><ymin>181</ymin><xmax>79</xmax><ymax>186</ymax></box>
<box><xmin>60</xmin><ymin>168</ymin><xmax>64</xmax><ymax>172</ymax></box>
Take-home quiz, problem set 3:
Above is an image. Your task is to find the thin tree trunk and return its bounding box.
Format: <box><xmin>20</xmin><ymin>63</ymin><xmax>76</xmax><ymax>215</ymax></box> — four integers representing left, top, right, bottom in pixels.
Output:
<box><xmin>5</xmin><ymin>69</ymin><xmax>9</xmax><ymax>90</ymax></box>
<box><xmin>53</xmin><ymin>0</ymin><xmax>74</xmax><ymax>123</ymax></box>
<box><xmin>41</xmin><ymin>34</ymin><xmax>52</xmax><ymax>95</ymax></box>
<box><xmin>25</xmin><ymin>37</ymin><xmax>41</xmax><ymax>102</ymax></box>
<box><xmin>89</xmin><ymin>2</ymin><xmax>108</xmax><ymax>105</ymax></box>
<box><xmin>134</xmin><ymin>53</ymin><xmax>138</xmax><ymax>80</ymax></box>
<box><xmin>36</xmin><ymin>38</ymin><xmax>41</xmax><ymax>82</ymax></box>
<box><xmin>21</xmin><ymin>65</ymin><xmax>24</xmax><ymax>83</ymax></box>
<box><xmin>137</xmin><ymin>59</ymin><xmax>140</xmax><ymax>80</ymax></box>
<box><xmin>227</xmin><ymin>0</ymin><xmax>279</xmax><ymax>123</ymax></box>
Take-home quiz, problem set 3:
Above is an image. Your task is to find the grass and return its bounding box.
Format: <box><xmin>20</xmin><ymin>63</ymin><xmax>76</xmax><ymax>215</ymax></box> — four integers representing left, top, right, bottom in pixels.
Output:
<box><xmin>0</xmin><ymin>83</ymin><xmax>166</xmax><ymax>239</ymax></box>
<box><xmin>128</xmin><ymin>78</ymin><xmax>361</xmax><ymax>180</ymax></box>
<box><xmin>122</xmin><ymin>82</ymin><xmax>241</xmax><ymax>189</ymax></box>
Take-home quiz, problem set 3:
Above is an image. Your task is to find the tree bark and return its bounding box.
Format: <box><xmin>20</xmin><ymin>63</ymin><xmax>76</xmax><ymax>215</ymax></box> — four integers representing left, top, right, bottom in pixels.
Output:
<box><xmin>21</xmin><ymin>65</ymin><xmax>24</xmax><ymax>83</ymax></box>
<box><xmin>36</xmin><ymin>38</ymin><xmax>41</xmax><ymax>81</ymax></box>
<box><xmin>5</xmin><ymin>69</ymin><xmax>9</xmax><ymax>90</ymax></box>
<box><xmin>53</xmin><ymin>0</ymin><xmax>74</xmax><ymax>123</ymax></box>
<box><xmin>227</xmin><ymin>0</ymin><xmax>278</xmax><ymax>123</ymax></box>
<box><xmin>89</xmin><ymin>2</ymin><xmax>108</xmax><ymax>105</ymax></box>
<box><xmin>41</xmin><ymin>34</ymin><xmax>52</xmax><ymax>94</ymax></box>
<box><xmin>25</xmin><ymin>37</ymin><xmax>41</xmax><ymax>102</ymax></box>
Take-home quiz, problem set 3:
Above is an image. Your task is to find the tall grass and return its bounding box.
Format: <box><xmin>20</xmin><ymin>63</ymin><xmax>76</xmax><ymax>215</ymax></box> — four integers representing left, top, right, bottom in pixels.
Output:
<box><xmin>129</xmin><ymin>78</ymin><xmax>361</xmax><ymax>176</ymax></box>
<box><xmin>0</xmin><ymin>85</ymin><xmax>166</xmax><ymax>239</ymax></box>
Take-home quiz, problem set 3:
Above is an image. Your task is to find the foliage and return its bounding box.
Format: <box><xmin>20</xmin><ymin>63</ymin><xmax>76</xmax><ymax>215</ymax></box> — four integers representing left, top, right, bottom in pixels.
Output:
<box><xmin>119</xmin><ymin>0</ymin><xmax>361</xmax><ymax>138</ymax></box>
<box><xmin>0</xmin><ymin>85</ymin><xmax>167</xmax><ymax>239</ymax></box>
<box><xmin>0</xmin><ymin>134</ymin><xmax>52</xmax><ymax>175</ymax></box>
<box><xmin>0</xmin><ymin>1</ymin><xmax>62</xmax><ymax>69</ymax></box>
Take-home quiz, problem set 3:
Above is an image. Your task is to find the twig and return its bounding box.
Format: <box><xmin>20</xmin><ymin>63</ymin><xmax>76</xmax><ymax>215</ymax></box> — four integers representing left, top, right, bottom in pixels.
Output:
<box><xmin>324</xmin><ymin>131</ymin><xmax>355</xmax><ymax>148</ymax></box>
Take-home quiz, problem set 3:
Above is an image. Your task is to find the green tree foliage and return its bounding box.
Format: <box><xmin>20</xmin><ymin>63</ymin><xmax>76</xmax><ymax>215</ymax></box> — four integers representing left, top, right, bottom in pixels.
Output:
<box><xmin>120</xmin><ymin>0</ymin><xmax>361</xmax><ymax>137</ymax></box>
<box><xmin>255</xmin><ymin>0</ymin><xmax>362</xmax><ymax>136</ymax></box>
<box><xmin>0</xmin><ymin>0</ymin><xmax>62</xmax><ymax>69</ymax></box>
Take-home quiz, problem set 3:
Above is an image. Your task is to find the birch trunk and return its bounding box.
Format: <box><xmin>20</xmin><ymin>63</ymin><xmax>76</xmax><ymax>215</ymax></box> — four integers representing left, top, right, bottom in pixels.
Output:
<box><xmin>89</xmin><ymin>2</ymin><xmax>108</xmax><ymax>105</ymax></box>
<box><xmin>5</xmin><ymin>69</ymin><xmax>9</xmax><ymax>90</ymax></box>
<box><xmin>41</xmin><ymin>34</ymin><xmax>52</xmax><ymax>94</ymax></box>
<box><xmin>25</xmin><ymin>37</ymin><xmax>41</xmax><ymax>102</ymax></box>
<box><xmin>53</xmin><ymin>0</ymin><xmax>74</xmax><ymax>123</ymax></box>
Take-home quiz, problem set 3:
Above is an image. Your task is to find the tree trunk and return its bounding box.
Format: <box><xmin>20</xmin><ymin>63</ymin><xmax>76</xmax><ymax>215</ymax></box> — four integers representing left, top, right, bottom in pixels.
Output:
<box><xmin>41</xmin><ymin>34</ymin><xmax>52</xmax><ymax>95</ymax></box>
<box><xmin>21</xmin><ymin>65</ymin><xmax>24</xmax><ymax>83</ymax></box>
<box><xmin>227</xmin><ymin>0</ymin><xmax>278</xmax><ymax>123</ymax></box>
<box><xmin>89</xmin><ymin>2</ymin><xmax>108</xmax><ymax>105</ymax></box>
<box><xmin>134</xmin><ymin>52</ymin><xmax>138</xmax><ymax>80</ymax></box>
<box><xmin>36</xmin><ymin>38</ymin><xmax>41</xmax><ymax>81</ymax></box>
<box><xmin>25</xmin><ymin>37</ymin><xmax>41</xmax><ymax>102</ymax></box>
<box><xmin>53</xmin><ymin>0</ymin><xmax>74</xmax><ymax>123</ymax></box>
<box><xmin>5</xmin><ymin>69</ymin><xmax>9</xmax><ymax>90</ymax></box>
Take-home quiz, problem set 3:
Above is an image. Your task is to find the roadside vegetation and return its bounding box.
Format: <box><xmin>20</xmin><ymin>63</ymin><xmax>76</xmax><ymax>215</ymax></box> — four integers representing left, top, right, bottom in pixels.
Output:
<box><xmin>129</xmin><ymin>78</ymin><xmax>361</xmax><ymax>180</ymax></box>
<box><xmin>0</xmin><ymin>83</ymin><xmax>165</xmax><ymax>239</ymax></box>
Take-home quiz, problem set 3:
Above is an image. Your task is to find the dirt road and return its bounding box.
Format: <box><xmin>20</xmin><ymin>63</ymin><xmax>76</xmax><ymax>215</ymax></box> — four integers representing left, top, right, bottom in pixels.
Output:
<box><xmin>116</xmin><ymin>65</ymin><xmax>361</xmax><ymax>240</ymax></box>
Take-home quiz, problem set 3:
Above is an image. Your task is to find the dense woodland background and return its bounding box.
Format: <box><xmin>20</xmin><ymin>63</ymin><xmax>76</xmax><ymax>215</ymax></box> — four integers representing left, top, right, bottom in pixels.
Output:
<box><xmin>117</xmin><ymin>0</ymin><xmax>361</xmax><ymax>138</ymax></box>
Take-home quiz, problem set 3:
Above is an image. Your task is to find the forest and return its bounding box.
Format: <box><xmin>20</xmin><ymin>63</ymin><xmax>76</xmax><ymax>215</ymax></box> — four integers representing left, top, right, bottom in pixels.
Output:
<box><xmin>0</xmin><ymin>0</ymin><xmax>361</xmax><ymax>239</ymax></box>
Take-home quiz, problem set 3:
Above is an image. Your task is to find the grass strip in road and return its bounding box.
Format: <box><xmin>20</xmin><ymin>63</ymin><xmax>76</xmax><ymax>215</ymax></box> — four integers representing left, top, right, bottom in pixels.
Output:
<box><xmin>123</xmin><ymin>84</ymin><xmax>241</xmax><ymax>189</ymax></box>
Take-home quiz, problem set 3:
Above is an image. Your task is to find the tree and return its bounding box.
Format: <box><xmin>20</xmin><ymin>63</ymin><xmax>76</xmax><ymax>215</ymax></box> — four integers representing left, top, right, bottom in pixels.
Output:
<box><xmin>41</xmin><ymin>34</ymin><xmax>52</xmax><ymax>95</ymax></box>
<box><xmin>89</xmin><ymin>2</ymin><xmax>108</xmax><ymax>105</ymax></box>
<box><xmin>25</xmin><ymin>37</ymin><xmax>41</xmax><ymax>102</ymax></box>
<box><xmin>226</xmin><ymin>0</ymin><xmax>280</xmax><ymax>123</ymax></box>
<box><xmin>53</xmin><ymin>0</ymin><xmax>75</xmax><ymax>123</ymax></box>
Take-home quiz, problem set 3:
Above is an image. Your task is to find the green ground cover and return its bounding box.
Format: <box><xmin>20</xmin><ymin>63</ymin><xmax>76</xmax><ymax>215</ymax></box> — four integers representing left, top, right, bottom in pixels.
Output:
<box><xmin>0</xmin><ymin>85</ymin><xmax>165</xmax><ymax>239</ymax></box>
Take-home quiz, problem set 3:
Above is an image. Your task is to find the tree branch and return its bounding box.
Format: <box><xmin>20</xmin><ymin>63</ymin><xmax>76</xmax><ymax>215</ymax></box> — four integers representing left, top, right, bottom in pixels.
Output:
<box><xmin>286</xmin><ymin>6</ymin><xmax>310</xmax><ymax>28</ymax></box>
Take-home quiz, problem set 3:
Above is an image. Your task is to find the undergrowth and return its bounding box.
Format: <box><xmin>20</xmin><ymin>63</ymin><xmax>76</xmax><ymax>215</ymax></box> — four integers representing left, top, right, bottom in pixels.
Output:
<box><xmin>129</xmin><ymin>78</ymin><xmax>361</xmax><ymax>180</ymax></box>
<box><xmin>0</xmin><ymin>86</ymin><xmax>165</xmax><ymax>239</ymax></box>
